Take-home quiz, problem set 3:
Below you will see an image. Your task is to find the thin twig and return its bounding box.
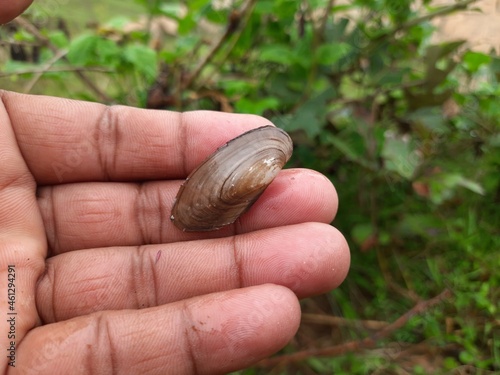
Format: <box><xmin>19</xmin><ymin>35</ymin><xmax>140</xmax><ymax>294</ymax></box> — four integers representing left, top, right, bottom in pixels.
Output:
<box><xmin>183</xmin><ymin>0</ymin><xmax>257</xmax><ymax>91</ymax></box>
<box><xmin>373</xmin><ymin>0</ymin><xmax>480</xmax><ymax>41</ymax></box>
<box><xmin>0</xmin><ymin>40</ymin><xmax>41</xmax><ymax>47</ymax></box>
<box><xmin>13</xmin><ymin>16</ymin><xmax>113</xmax><ymax>102</ymax></box>
<box><xmin>180</xmin><ymin>7</ymin><xmax>238</xmax><ymax>90</ymax></box>
<box><xmin>0</xmin><ymin>66</ymin><xmax>112</xmax><ymax>77</ymax></box>
<box><xmin>11</xmin><ymin>17</ymin><xmax>52</xmax><ymax>49</ymax></box>
<box><xmin>301</xmin><ymin>313</ymin><xmax>389</xmax><ymax>330</ymax></box>
<box><xmin>318</xmin><ymin>0</ymin><xmax>335</xmax><ymax>41</ymax></box>
<box><xmin>328</xmin><ymin>78</ymin><xmax>427</xmax><ymax>109</ymax></box>
<box><xmin>181</xmin><ymin>32</ymin><xmax>227</xmax><ymax>90</ymax></box>
<box><xmin>23</xmin><ymin>48</ymin><xmax>67</xmax><ymax>93</ymax></box>
<box><xmin>302</xmin><ymin>0</ymin><xmax>336</xmax><ymax>101</ymax></box>
<box><xmin>257</xmin><ymin>288</ymin><xmax>452</xmax><ymax>368</ymax></box>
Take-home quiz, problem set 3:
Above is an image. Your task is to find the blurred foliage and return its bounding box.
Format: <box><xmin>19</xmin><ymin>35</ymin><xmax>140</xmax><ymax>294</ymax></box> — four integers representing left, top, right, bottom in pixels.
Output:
<box><xmin>1</xmin><ymin>0</ymin><xmax>499</xmax><ymax>373</ymax></box>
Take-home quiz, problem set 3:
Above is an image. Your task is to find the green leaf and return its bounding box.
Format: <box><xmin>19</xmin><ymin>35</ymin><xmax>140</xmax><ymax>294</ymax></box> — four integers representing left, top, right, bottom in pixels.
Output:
<box><xmin>186</xmin><ymin>0</ymin><xmax>211</xmax><ymax>12</ymax></box>
<box><xmin>220</xmin><ymin>80</ymin><xmax>254</xmax><ymax>97</ymax></box>
<box><xmin>13</xmin><ymin>29</ymin><xmax>35</xmax><ymax>43</ymax></box>
<box><xmin>396</xmin><ymin>214</ymin><xmax>443</xmax><ymax>238</ymax></box>
<box><xmin>123</xmin><ymin>44</ymin><xmax>157</xmax><ymax>81</ymax></box>
<box><xmin>462</xmin><ymin>51</ymin><xmax>492</xmax><ymax>73</ymax></box>
<box><xmin>67</xmin><ymin>34</ymin><xmax>120</xmax><ymax>68</ymax></box>
<box><xmin>373</xmin><ymin>68</ymin><xmax>409</xmax><ymax>86</ymax></box>
<box><xmin>48</xmin><ymin>30</ymin><xmax>69</xmax><ymax>49</ymax></box>
<box><xmin>281</xmin><ymin>87</ymin><xmax>335</xmax><ymax>137</ymax></box>
<box><xmin>159</xmin><ymin>3</ymin><xmax>185</xmax><ymax>19</ymax></box>
<box><xmin>459</xmin><ymin>351</ymin><xmax>475</xmax><ymax>365</ymax></box>
<box><xmin>177</xmin><ymin>13</ymin><xmax>197</xmax><ymax>35</ymax></box>
<box><xmin>3</xmin><ymin>60</ymin><xmax>39</xmax><ymax>74</ymax></box>
<box><xmin>254</xmin><ymin>0</ymin><xmax>275</xmax><ymax>14</ymax></box>
<box><xmin>455</xmin><ymin>176</ymin><xmax>485</xmax><ymax>196</ymax></box>
<box><xmin>428</xmin><ymin>173</ymin><xmax>485</xmax><ymax>204</ymax></box>
<box><xmin>235</xmin><ymin>97</ymin><xmax>279</xmax><ymax>115</ymax></box>
<box><xmin>316</xmin><ymin>42</ymin><xmax>352</xmax><ymax>65</ymax></box>
<box><xmin>382</xmin><ymin>136</ymin><xmax>421</xmax><ymax>180</ymax></box>
<box><xmin>306</xmin><ymin>356</ymin><xmax>329</xmax><ymax>373</ymax></box>
<box><xmin>174</xmin><ymin>35</ymin><xmax>200</xmax><ymax>56</ymax></box>
<box><xmin>104</xmin><ymin>16</ymin><xmax>132</xmax><ymax>29</ymax></box>
<box><xmin>204</xmin><ymin>6</ymin><xmax>229</xmax><ymax>24</ymax></box>
<box><xmin>258</xmin><ymin>44</ymin><xmax>295</xmax><ymax>66</ymax></box>
<box><xmin>67</xmin><ymin>34</ymin><xmax>98</xmax><ymax>65</ymax></box>
<box><xmin>407</xmin><ymin>107</ymin><xmax>449</xmax><ymax>134</ymax></box>
<box><xmin>351</xmin><ymin>223</ymin><xmax>374</xmax><ymax>245</ymax></box>
<box><xmin>293</xmin><ymin>36</ymin><xmax>315</xmax><ymax>69</ymax></box>
<box><xmin>332</xmin><ymin>4</ymin><xmax>357</xmax><ymax>12</ymax></box>
<box><xmin>326</xmin><ymin>133</ymin><xmax>365</xmax><ymax>162</ymax></box>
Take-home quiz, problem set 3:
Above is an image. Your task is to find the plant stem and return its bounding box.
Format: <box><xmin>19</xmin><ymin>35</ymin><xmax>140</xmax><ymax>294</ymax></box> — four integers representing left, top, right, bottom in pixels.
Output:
<box><xmin>257</xmin><ymin>289</ymin><xmax>452</xmax><ymax>367</ymax></box>
<box><xmin>181</xmin><ymin>0</ymin><xmax>257</xmax><ymax>92</ymax></box>
<box><xmin>13</xmin><ymin>16</ymin><xmax>113</xmax><ymax>102</ymax></box>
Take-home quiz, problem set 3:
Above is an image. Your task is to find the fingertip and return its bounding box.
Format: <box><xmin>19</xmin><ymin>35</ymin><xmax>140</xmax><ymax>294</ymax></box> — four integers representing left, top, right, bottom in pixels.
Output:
<box><xmin>238</xmin><ymin>168</ymin><xmax>338</xmax><ymax>233</ymax></box>
<box><xmin>186</xmin><ymin>284</ymin><xmax>301</xmax><ymax>373</ymax></box>
<box><xmin>0</xmin><ymin>0</ymin><xmax>33</xmax><ymax>24</ymax></box>
<box><xmin>295</xmin><ymin>222</ymin><xmax>350</xmax><ymax>297</ymax></box>
<box><xmin>240</xmin><ymin>222</ymin><xmax>351</xmax><ymax>298</ymax></box>
<box><xmin>273</xmin><ymin>168</ymin><xmax>338</xmax><ymax>222</ymax></box>
<box><xmin>320</xmin><ymin>224</ymin><xmax>351</xmax><ymax>293</ymax></box>
<box><xmin>19</xmin><ymin>284</ymin><xmax>301</xmax><ymax>374</ymax></box>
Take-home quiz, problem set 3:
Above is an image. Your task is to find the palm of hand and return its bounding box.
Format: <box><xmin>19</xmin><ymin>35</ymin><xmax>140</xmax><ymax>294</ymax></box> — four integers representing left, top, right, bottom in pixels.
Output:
<box><xmin>0</xmin><ymin>91</ymin><xmax>349</xmax><ymax>374</ymax></box>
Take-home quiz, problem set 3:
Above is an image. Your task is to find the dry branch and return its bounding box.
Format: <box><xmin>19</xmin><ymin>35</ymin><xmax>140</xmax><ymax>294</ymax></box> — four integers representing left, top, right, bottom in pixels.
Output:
<box><xmin>182</xmin><ymin>0</ymin><xmax>257</xmax><ymax>92</ymax></box>
<box><xmin>257</xmin><ymin>288</ymin><xmax>452</xmax><ymax>368</ymax></box>
<box><xmin>12</xmin><ymin>16</ymin><xmax>113</xmax><ymax>102</ymax></box>
<box><xmin>301</xmin><ymin>313</ymin><xmax>389</xmax><ymax>330</ymax></box>
<box><xmin>0</xmin><ymin>66</ymin><xmax>112</xmax><ymax>77</ymax></box>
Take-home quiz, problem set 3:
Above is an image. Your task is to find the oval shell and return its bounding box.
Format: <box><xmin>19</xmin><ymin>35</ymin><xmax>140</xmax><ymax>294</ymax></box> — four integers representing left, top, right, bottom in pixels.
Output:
<box><xmin>171</xmin><ymin>125</ymin><xmax>293</xmax><ymax>231</ymax></box>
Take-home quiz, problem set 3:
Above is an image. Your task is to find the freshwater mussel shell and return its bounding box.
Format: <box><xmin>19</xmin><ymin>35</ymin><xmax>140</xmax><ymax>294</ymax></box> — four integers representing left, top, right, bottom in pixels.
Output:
<box><xmin>170</xmin><ymin>125</ymin><xmax>293</xmax><ymax>231</ymax></box>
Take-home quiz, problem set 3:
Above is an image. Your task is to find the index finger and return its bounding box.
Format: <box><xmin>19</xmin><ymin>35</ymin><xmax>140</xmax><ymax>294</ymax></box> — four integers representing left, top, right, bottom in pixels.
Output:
<box><xmin>1</xmin><ymin>91</ymin><xmax>273</xmax><ymax>185</ymax></box>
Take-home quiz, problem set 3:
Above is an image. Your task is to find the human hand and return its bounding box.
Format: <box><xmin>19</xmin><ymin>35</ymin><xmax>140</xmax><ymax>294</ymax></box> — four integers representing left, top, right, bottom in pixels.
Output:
<box><xmin>0</xmin><ymin>0</ymin><xmax>33</xmax><ymax>24</ymax></box>
<box><xmin>0</xmin><ymin>91</ymin><xmax>349</xmax><ymax>374</ymax></box>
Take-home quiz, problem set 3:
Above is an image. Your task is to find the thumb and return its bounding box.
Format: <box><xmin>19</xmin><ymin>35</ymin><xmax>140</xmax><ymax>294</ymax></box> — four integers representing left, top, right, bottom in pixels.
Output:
<box><xmin>0</xmin><ymin>0</ymin><xmax>34</xmax><ymax>24</ymax></box>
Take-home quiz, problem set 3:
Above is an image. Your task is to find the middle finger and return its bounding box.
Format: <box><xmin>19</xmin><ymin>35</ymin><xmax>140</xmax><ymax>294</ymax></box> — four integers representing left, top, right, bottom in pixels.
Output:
<box><xmin>37</xmin><ymin>169</ymin><xmax>337</xmax><ymax>254</ymax></box>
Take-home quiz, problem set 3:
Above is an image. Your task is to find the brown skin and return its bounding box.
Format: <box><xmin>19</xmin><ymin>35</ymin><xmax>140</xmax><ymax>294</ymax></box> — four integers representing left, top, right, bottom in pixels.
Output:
<box><xmin>0</xmin><ymin>0</ymin><xmax>33</xmax><ymax>24</ymax></box>
<box><xmin>0</xmin><ymin>6</ymin><xmax>350</xmax><ymax>374</ymax></box>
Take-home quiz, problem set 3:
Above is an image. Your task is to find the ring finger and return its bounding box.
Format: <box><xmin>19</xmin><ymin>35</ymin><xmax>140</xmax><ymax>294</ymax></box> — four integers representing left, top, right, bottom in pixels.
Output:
<box><xmin>36</xmin><ymin>223</ymin><xmax>349</xmax><ymax>323</ymax></box>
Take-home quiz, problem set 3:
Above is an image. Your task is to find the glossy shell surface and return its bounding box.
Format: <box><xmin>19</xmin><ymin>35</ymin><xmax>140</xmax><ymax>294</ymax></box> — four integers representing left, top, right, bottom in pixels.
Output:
<box><xmin>171</xmin><ymin>125</ymin><xmax>293</xmax><ymax>231</ymax></box>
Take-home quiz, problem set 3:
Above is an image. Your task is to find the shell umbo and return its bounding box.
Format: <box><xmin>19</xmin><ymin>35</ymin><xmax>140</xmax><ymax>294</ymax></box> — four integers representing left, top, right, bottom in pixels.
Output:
<box><xmin>170</xmin><ymin>125</ymin><xmax>293</xmax><ymax>231</ymax></box>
